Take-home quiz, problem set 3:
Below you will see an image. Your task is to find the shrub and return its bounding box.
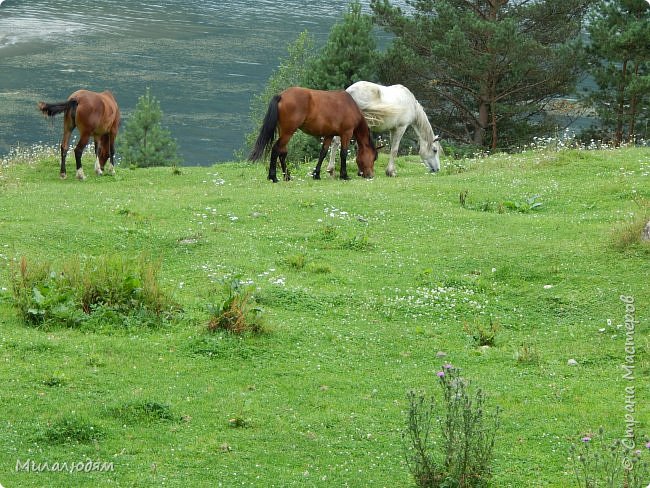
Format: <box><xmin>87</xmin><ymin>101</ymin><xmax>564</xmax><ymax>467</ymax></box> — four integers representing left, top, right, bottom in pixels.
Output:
<box><xmin>10</xmin><ymin>255</ymin><xmax>179</xmax><ymax>329</ymax></box>
<box><xmin>404</xmin><ymin>365</ymin><xmax>500</xmax><ymax>487</ymax></box>
<box><xmin>206</xmin><ymin>279</ymin><xmax>264</xmax><ymax>334</ymax></box>
<box><xmin>118</xmin><ymin>87</ymin><xmax>181</xmax><ymax>168</ymax></box>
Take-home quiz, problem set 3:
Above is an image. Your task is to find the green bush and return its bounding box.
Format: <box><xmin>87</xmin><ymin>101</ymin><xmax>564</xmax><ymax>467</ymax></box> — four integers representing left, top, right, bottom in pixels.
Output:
<box><xmin>118</xmin><ymin>88</ymin><xmax>181</xmax><ymax>168</ymax></box>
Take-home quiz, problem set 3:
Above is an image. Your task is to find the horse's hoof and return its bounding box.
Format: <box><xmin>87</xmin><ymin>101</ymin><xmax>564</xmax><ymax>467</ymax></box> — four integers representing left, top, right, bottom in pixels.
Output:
<box><xmin>312</xmin><ymin>172</ymin><xmax>321</xmax><ymax>180</ymax></box>
<box><xmin>60</xmin><ymin>172</ymin><xmax>67</xmax><ymax>180</ymax></box>
<box><xmin>340</xmin><ymin>174</ymin><xmax>350</xmax><ymax>181</ymax></box>
<box><xmin>76</xmin><ymin>169</ymin><xmax>86</xmax><ymax>181</ymax></box>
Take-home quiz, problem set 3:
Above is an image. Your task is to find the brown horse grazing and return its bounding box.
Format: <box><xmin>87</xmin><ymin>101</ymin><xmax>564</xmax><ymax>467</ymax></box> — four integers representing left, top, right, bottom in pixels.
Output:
<box><xmin>38</xmin><ymin>90</ymin><xmax>120</xmax><ymax>180</ymax></box>
<box><xmin>249</xmin><ymin>87</ymin><xmax>377</xmax><ymax>182</ymax></box>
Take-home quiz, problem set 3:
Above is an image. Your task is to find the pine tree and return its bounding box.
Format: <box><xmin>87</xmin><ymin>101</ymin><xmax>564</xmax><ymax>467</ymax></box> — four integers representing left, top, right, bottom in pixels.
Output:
<box><xmin>305</xmin><ymin>1</ymin><xmax>378</xmax><ymax>90</ymax></box>
<box><xmin>119</xmin><ymin>88</ymin><xmax>181</xmax><ymax>167</ymax></box>
<box><xmin>584</xmin><ymin>0</ymin><xmax>650</xmax><ymax>145</ymax></box>
<box><xmin>372</xmin><ymin>0</ymin><xmax>591</xmax><ymax>149</ymax></box>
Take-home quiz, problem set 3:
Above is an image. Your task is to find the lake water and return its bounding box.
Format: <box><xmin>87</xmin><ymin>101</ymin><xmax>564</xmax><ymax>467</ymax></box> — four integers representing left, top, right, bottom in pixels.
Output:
<box><xmin>0</xmin><ymin>0</ymin><xmax>392</xmax><ymax>165</ymax></box>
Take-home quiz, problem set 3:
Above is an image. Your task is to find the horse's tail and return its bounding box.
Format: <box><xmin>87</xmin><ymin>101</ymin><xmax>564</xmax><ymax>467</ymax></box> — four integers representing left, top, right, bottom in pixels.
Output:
<box><xmin>358</xmin><ymin>103</ymin><xmax>402</xmax><ymax>128</ymax></box>
<box><xmin>37</xmin><ymin>99</ymin><xmax>78</xmax><ymax>122</ymax></box>
<box><xmin>249</xmin><ymin>95</ymin><xmax>280</xmax><ymax>161</ymax></box>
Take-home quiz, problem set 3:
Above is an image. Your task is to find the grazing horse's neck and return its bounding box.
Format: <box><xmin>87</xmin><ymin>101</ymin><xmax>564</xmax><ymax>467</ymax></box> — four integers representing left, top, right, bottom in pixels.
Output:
<box><xmin>411</xmin><ymin>102</ymin><xmax>436</xmax><ymax>147</ymax></box>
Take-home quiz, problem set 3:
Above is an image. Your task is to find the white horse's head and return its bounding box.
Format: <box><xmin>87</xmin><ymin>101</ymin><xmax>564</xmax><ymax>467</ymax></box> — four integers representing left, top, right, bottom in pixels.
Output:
<box><xmin>421</xmin><ymin>135</ymin><xmax>442</xmax><ymax>173</ymax></box>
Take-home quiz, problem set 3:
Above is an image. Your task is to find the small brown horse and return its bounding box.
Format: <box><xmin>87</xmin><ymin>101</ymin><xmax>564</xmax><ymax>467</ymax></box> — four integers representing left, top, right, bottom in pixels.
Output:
<box><xmin>249</xmin><ymin>87</ymin><xmax>377</xmax><ymax>182</ymax></box>
<box><xmin>38</xmin><ymin>90</ymin><xmax>120</xmax><ymax>180</ymax></box>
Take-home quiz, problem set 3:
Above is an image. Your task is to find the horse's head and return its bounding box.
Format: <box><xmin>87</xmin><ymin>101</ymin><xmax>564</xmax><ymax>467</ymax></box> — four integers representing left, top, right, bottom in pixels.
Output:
<box><xmin>356</xmin><ymin>139</ymin><xmax>377</xmax><ymax>178</ymax></box>
<box><xmin>421</xmin><ymin>135</ymin><xmax>442</xmax><ymax>173</ymax></box>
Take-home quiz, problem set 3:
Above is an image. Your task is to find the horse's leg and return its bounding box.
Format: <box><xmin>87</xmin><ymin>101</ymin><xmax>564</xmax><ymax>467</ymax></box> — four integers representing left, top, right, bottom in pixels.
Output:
<box><xmin>107</xmin><ymin>132</ymin><xmax>116</xmax><ymax>175</ymax></box>
<box><xmin>74</xmin><ymin>133</ymin><xmax>90</xmax><ymax>180</ymax></box>
<box><xmin>279</xmin><ymin>153</ymin><xmax>290</xmax><ymax>181</ymax></box>
<box><xmin>268</xmin><ymin>143</ymin><xmax>279</xmax><ymax>183</ymax></box>
<box><xmin>326</xmin><ymin>136</ymin><xmax>341</xmax><ymax>177</ymax></box>
<box><xmin>59</xmin><ymin>111</ymin><xmax>76</xmax><ymax>179</ymax></box>
<box><xmin>269</xmin><ymin>132</ymin><xmax>292</xmax><ymax>183</ymax></box>
<box><xmin>386</xmin><ymin>126</ymin><xmax>407</xmax><ymax>177</ymax></box>
<box><xmin>312</xmin><ymin>136</ymin><xmax>333</xmax><ymax>180</ymax></box>
<box><xmin>95</xmin><ymin>134</ymin><xmax>110</xmax><ymax>176</ymax></box>
<box><xmin>59</xmin><ymin>128</ymin><xmax>72</xmax><ymax>179</ymax></box>
<box><xmin>339</xmin><ymin>136</ymin><xmax>351</xmax><ymax>180</ymax></box>
<box><xmin>93</xmin><ymin>136</ymin><xmax>103</xmax><ymax>176</ymax></box>
<box><xmin>59</xmin><ymin>136</ymin><xmax>70</xmax><ymax>180</ymax></box>
<box><xmin>279</xmin><ymin>149</ymin><xmax>291</xmax><ymax>181</ymax></box>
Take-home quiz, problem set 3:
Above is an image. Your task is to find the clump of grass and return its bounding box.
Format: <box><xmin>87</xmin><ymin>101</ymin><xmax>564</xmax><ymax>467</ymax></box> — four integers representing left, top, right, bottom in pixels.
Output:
<box><xmin>501</xmin><ymin>195</ymin><xmax>543</xmax><ymax>213</ymax></box>
<box><xmin>307</xmin><ymin>263</ymin><xmax>331</xmax><ymax>274</ymax></box>
<box><xmin>611</xmin><ymin>207</ymin><xmax>650</xmax><ymax>251</ymax></box>
<box><xmin>460</xmin><ymin>192</ymin><xmax>543</xmax><ymax>214</ymax></box>
<box><xmin>109</xmin><ymin>401</ymin><xmax>177</xmax><ymax>424</ymax></box>
<box><xmin>42</xmin><ymin>373</ymin><xmax>67</xmax><ymax>387</ymax></box>
<box><xmin>10</xmin><ymin>254</ymin><xmax>180</xmax><ymax>329</ymax></box>
<box><xmin>284</xmin><ymin>253</ymin><xmax>306</xmax><ymax>270</ymax></box>
<box><xmin>459</xmin><ymin>189</ymin><xmax>469</xmax><ymax>208</ymax></box>
<box><xmin>514</xmin><ymin>343</ymin><xmax>540</xmax><ymax>364</ymax></box>
<box><xmin>404</xmin><ymin>364</ymin><xmax>500</xmax><ymax>487</ymax></box>
<box><xmin>41</xmin><ymin>414</ymin><xmax>104</xmax><ymax>445</ymax></box>
<box><xmin>206</xmin><ymin>279</ymin><xmax>264</xmax><ymax>334</ymax></box>
<box><xmin>464</xmin><ymin>316</ymin><xmax>500</xmax><ymax>347</ymax></box>
<box><xmin>317</xmin><ymin>224</ymin><xmax>338</xmax><ymax>242</ymax></box>
<box><xmin>228</xmin><ymin>416</ymin><xmax>250</xmax><ymax>429</ymax></box>
<box><xmin>341</xmin><ymin>231</ymin><xmax>373</xmax><ymax>250</ymax></box>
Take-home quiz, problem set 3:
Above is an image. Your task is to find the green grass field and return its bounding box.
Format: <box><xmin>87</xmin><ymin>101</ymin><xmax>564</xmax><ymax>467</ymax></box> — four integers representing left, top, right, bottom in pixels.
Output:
<box><xmin>0</xmin><ymin>146</ymin><xmax>648</xmax><ymax>487</ymax></box>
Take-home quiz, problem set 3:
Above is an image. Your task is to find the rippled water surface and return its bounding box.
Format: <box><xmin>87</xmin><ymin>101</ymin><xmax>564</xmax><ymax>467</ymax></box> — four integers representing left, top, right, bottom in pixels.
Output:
<box><xmin>0</xmin><ymin>0</ymin><xmax>389</xmax><ymax>164</ymax></box>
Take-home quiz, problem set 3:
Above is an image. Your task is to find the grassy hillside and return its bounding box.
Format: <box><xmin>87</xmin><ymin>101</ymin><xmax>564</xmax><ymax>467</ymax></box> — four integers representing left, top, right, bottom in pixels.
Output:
<box><xmin>0</xmin><ymin>146</ymin><xmax>648</xmax><ymax>487</ymax></box>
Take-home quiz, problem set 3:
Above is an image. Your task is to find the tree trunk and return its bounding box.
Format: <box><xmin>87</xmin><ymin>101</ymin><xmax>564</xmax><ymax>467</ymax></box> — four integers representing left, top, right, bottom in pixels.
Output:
<box><xmin>615</xmin><ymin>59</ymin><xmax>628</xmax><ymax>147</ymax></box>
<box><xmin>628</xmin><ymin>61</ymin><xmax>639</xmax><ymax>143</ymax></box>
<box><xmin>491</xmin><ymin>99</ymin><xmax>498</xmax><ymax>150</ymax></box>
<box><xmin>474</xmin><ymin>99</ymin><xmax>489</xmax><ymax>146</ymax></box>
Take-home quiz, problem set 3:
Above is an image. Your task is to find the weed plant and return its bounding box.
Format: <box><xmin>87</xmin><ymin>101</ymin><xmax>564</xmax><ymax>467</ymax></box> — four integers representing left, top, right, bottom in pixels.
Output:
<box><xmin>10</xmin><ymin>255</ymin><xmax>178</xmax><ymax>329</ymax></box>
<box><xmin>569</xmin><ymin>428</ymin><xmax>650</xmax><ymax>487</ymax></box>
<box><xmin>610</xmin><ymin>201</ymin><xmax>650</xmax><ymax>252</ymax></box>
<box><xmin>464</xmin><ymin>316</ymin><xmax>500</xmax><ymax>347</ymax></box>
<box><xmin>404</xmin><ymin>365</ymin><xmax>500</xmax><ymax>487</ymax></box>
<box><xmin>206</xmin><ymin>279</ymin><xmax>264</xmax><ymax>334</ymax></box>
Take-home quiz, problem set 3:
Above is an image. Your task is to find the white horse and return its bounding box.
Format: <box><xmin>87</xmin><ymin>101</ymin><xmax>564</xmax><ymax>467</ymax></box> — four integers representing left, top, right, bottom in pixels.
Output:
<box><xmin>328</xmin><ymin>81</ymin><xmax>442</xmax><ymax>177</ymax></box>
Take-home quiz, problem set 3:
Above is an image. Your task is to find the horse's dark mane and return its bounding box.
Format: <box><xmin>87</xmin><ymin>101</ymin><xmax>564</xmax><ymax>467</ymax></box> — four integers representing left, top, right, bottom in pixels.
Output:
<box><xmin>354</xmin><ymin>118</ymin><xmax>376</xmax><ymax>153</ymax></box>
